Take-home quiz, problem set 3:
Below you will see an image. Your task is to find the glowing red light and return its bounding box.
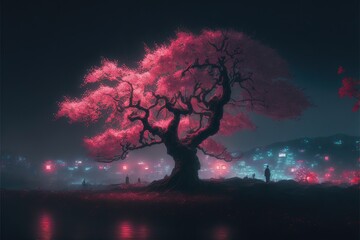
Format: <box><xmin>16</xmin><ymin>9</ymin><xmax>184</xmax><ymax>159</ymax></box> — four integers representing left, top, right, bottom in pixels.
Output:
<box><xmin>144</xmin><ymin>166</ymin><xmax>149</xmax><ymax>170</ymax></box>
<box><xmin>350</xmin><ymin>176</ymin><xmax>360</xmax><ymax>184</ymax></box>
<box><xmin>123</xmin><ymin>165</ymin><xmax>128</xmax><ymax>170</ymax></box>
<box><xmin>43</xmin><ymin>161</ymin><xmax>54</xmax><ymax>173</ymax></box>
<box><xmin>118</xmin><ymin>221</ymin><xmax>133</xmax><ymax>239</ymax></box>
<box><xmin>216</xmin><ymin>166</ymin><xmax>220</xmax><ymax>170</ymax></box>
<box><xmin>221</xmin><ymin>165</ymin><xmax>226</xmax><ymax>170</ymax></box>
<box><xmin>305</xmin><ymin>172</ymin><xmax>319</xmax><ymax>183</ymax></box>
<box><xmin>341</xmin><ymin>170</ymin><xmax>360</xmax><ymax>185</ymax></box>
<box><xmin>98</xmin><ymin>165</ymin><xmax>104</xmax><ymax>170</ymax></box>
<box><xmin>213</xmin><ymin>225</ymin><xmax>230</xmax><ymax>240</ymax></box>
<box><xmin>295</xmin><ymin>168</ymin><xmax>318</xmax><ymax>183</ymax></box>
<box><xmin>324</xmin><ymin>156</ymin><xmax>329</xmax><ymax>161</ymax></box>
<box><xmin>38</xmin><ymin>213</ymin><xmax>53</xmax><ymax>240</ymax></box>
<box><xmin>290</xmin><ymin>168</ymin><xmax>296</xmax><ymax>172</ymax></box>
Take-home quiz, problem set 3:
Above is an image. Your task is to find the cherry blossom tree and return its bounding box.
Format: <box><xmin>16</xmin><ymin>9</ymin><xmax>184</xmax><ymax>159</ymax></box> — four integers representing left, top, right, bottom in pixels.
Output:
<box><xmin>338</xmin><ymin>66</ymin><xmax>360</xmax><ymax>112</ymax></box>
<box><xmin>57</xmin><ymin>30</ymin><xmax>310</xmax><ymax>190</ymax></box>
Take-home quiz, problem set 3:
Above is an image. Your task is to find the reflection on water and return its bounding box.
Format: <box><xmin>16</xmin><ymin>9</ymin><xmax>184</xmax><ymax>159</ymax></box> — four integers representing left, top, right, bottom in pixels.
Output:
<box><xmin>118</xmin><ymin>221</ymin><xmax>133</xmax><ymax>239</ymax></box>
<box><xmin>28</xmin><ymin>211</ymin><xmax>233</xmax><ymax>240</ymax></box>
<box><xmin>138</xmin><ymin>224</ymin><xmax>150</xmax><ymax>239</ymax></box>
<box><xmin>115</xmin><ymin>220</ymin><xmax>232</xmax><ymax>240</ymax></box>
<box><xmin>37</xmin><ymin>212</ymin><xmax>54</xmax><ymax>240</ymax></box>
<box><xmin>213</xmin><ymin>225</ymin><xmax>231</xmax><ymax>240</ymax></box>
<box><xmin>116</xmin><ymin>221</ymin><xmax>150</xmax><ymax>240</ymax></box>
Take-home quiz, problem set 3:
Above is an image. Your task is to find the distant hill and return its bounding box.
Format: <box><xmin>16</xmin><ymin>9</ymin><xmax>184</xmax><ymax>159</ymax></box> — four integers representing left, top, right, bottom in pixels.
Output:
<box><xmin>229</xmin><ymin>134</ymin><xmax>360</xmax><ymax>183</ymax></box>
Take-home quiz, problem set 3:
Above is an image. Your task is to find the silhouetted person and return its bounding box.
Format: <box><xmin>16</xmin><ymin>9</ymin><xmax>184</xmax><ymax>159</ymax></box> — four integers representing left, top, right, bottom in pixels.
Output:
<box><xmin>82</xmin><ymin>179</ymin><xmax>86</xmax><ymax>187</ymax></box>
<box><xmin>252</xmin><ymin>173</ymin><xmax>256</xmax><ymax>179</ymax></box>
<box><xmin>138</xmin><ymin>177</ymin><xmax>141</xmax><ymax>183</ymax></box>
<box><xmin>264</xmin><ymin>165</ymin><xmax>271</xmax><ymax>183</ymax></box>
<box><xmin>125</xmin><ymin>175</ymin><xmax>130</xmax><ymax>184</ymax></box>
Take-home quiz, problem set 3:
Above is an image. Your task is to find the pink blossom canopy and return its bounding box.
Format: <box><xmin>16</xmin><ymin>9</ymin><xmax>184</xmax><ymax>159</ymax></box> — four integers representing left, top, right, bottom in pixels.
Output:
<box><xmin>57</xmin><ymin>30</ymin><xmax>310</xmax><ymax>161</ymax></box>
<box><xmin>338</xmin><ymin>66</ymin><xmax>360</xmax><ymax>112</ymax></box>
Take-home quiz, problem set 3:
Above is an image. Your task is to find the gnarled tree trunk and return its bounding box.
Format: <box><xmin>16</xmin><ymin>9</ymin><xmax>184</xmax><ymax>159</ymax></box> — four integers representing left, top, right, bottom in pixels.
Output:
<box><xmin>149</xmin><ymin>144</ymin><xmax>202</xmax><ymax>191</ymax></box>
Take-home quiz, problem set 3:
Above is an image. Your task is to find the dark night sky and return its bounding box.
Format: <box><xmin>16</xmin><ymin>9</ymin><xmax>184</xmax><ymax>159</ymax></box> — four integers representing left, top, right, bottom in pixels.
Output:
<box><xmin>1</xmin><ymin>0</ymin><xmax>359</xmax><ymax>162</ymax></box>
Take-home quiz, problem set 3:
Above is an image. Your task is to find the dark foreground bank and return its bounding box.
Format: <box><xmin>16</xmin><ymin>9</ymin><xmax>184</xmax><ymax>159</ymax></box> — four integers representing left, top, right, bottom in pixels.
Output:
<box><xmin>1</xmin><ymin>178</ymin><xmax>359</xmax><ymax>240</ymax></box>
